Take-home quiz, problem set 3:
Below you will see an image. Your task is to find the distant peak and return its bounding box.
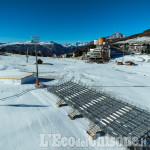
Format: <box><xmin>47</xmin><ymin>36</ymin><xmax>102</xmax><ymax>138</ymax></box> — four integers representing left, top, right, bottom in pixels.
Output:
<box><xmin>62</xmin><ymin>41</ymin><xmax>89</xmax><ymax>48</ymax></box>
<box><xmin>107</xmin><ymin>32</ymin><xmax>126</xmax><ymax>39</ymax></box>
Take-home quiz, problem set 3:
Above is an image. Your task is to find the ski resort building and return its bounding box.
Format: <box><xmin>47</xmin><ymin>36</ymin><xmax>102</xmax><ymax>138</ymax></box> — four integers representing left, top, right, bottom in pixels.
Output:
<box><xmin>129</xmin><ymin>44</ymin><xmax>147</xmax><ymax>52</ymax></box>
<box><xmin>87</xmin><ymin>38</ymin><xmax>111</xmax><ymax>62</ymax></box>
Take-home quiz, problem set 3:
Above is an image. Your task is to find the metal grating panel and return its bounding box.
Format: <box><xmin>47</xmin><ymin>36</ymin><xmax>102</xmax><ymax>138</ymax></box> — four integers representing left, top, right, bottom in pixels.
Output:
<box><xmin>48</xmin><ymin>81</ymin><xmax>150</xmax><ymax>140</ymax></box>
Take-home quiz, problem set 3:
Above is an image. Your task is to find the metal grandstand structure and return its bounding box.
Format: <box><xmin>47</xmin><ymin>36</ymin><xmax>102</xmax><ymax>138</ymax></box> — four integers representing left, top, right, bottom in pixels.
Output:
<box><xmin>47</xmin><ymin>80</ymin><xmax>150</xmax><ymax>147</ymax></box>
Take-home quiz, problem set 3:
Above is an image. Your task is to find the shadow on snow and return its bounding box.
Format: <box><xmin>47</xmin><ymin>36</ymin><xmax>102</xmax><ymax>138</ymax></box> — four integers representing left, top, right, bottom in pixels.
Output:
<box><xmin>0</xmin><ymin>104</ymin><xmax>49</xmax><ymax>107</ymax></box>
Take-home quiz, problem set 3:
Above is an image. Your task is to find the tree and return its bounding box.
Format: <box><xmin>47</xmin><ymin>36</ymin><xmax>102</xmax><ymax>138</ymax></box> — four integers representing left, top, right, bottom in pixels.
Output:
<box><xmin>11</xmin><ymin>49</ymin><xmax>17</xmax><ymax>54</ymax></box>
<box><xmin>29</xmin><ymin>51</ymin><xmax>35</xmax><ymax>56</ymax></box>
<box><xmin>19</xmin><ymin>51</ymin><xmax>25</xmax><ymax>55</ymax></box>
<box><xmin>0</xmin><ymin>48</ymin><xmax>6</xmax><ymax>52</ymax></box>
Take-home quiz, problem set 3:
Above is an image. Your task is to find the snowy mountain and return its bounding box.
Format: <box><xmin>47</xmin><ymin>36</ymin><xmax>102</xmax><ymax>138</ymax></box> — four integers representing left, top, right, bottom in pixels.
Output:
<box><xmin>62</xmin><ymin>41</ymin><xmax>89</xmax><ymax>48</ymax></box>
<box><xmin>0</xmin><ymin>41</ymin><xmax>72</xmax><ymax>55</ymax></box>
<box><xmin>0</xmin><ymin>41</ymin><xmax>89</xmax><ymax>55</ymax></box>
<box><xmin>107</xmin><ymin>32</ymin><xmax>126</xmax><ymax>39</ymax></box>
<box><xmin>1</xmin><ymin>41</ymin><xmax>56</xmax><ymax>46</ymax></box>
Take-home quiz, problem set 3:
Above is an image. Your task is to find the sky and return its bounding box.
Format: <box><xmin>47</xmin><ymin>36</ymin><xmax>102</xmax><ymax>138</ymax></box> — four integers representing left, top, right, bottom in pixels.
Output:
<box><xmin>0</xmin><ymin>0</ymin><xmax>150</xmax><ymax>43</ymax></box>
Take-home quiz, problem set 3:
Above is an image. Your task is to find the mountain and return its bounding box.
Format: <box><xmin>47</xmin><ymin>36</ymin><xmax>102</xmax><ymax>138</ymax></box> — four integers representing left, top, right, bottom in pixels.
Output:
<box><xmin>0</xmin><ymin>41</ymin><xmax>72</xmax><ymax>55</ymax></box>
<box><xmin>109</xmin><ymin>29</ymin><xmax>150</xmax><ymax>44</ymax></box>
<box><xmin>62</xmin><ymin>41</ymin><xmax>89</xmax><ymax>49</ymax></box>
<box><xmin>107</xmin><ymin>32</ymin><xmax>126</xmax><ymax>39</ymax></box>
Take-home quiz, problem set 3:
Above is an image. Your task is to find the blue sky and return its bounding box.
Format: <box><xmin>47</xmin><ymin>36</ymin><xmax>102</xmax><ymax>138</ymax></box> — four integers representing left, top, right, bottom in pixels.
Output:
<box><xmin>0</xmin><ymin>0</ymin><xmax>150</xmax><ymax>43</ymax></box>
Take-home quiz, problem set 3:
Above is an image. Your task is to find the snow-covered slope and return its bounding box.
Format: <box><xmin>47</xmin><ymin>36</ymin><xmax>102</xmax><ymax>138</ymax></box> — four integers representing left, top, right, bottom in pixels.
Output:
<box><xmin>116</xmin><ymin>36</ymin><xmax>150</xmax><ymax>44</ymax></box>
<box><xmin>107</xmin><ymin>32</ymin><xmax>126</xmax><ymax>39</ymax></box>
<box><xmin>0</xmin><ymin>53</ymin><xmax>150</xmax><ymax>149</ymax></box>
<box><xmin>0</xmin><ymin>53</ymin><xmax>130</xmax><ymax>150</ymax></box>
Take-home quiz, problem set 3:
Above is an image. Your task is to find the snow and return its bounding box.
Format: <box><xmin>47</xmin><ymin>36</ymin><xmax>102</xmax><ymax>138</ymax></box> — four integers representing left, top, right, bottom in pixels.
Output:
<box><xmin>107</xmin><ymin>32</ymin><xmax>126</xmax><ymax>39</ymax></box>
<box><xmin>0</xmin><ymin>71</ymin><xmax>33</xmax><ymax>79</ymax></box>
<box><xmin>116</xmin><ymin>36</ymin><xmax>150</xmax><ymax>44</ymax></box>
<box><xmin>0</xmin><ymin>53</ymin><xmax>150</xmax><ymax>149</ymax></box>
<box><xmin>0</xmin><ymin>41</ymin><xmax>55</xmax><ymax>47</ymax></box>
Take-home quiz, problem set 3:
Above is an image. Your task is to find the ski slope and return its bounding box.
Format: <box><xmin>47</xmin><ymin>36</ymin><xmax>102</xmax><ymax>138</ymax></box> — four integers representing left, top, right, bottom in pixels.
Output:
<box><xmin>116</xmin><ymin>36</ymin><xmax>150</xmax><ymax>44</ymax></box>
<box><xmin>0</xmin><ymin>53</ymin><xmax>150</xmax><ymax>150</ymax></box>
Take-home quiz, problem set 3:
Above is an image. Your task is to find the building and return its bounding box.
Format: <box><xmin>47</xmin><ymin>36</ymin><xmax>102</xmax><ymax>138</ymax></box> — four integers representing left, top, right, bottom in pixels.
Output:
<box><xmin>125</xmin><ymin>61</ymin><xmax>135</xmax><ymax>66</ymax></box>
<box><xmin>129</xmin><ymin>44</ymin><xmax>147</xmax><ymax>52</ymax></box>
<box><xmin>62</xmin><ymin>54</ymin><xmax>67</xmax><ymax>58</ymax></box>
<box><xmin>87</xmin><ymin>38</ymin><xmax>111</xmax><ymax>61</ymax></box>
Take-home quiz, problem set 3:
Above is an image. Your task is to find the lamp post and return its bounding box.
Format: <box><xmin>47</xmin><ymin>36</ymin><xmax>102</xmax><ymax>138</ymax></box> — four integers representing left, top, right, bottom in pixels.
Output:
<box><xmin>32</xmin><ymin>36</ymin><xmax>40</xmax><ymax>85</ymax></box>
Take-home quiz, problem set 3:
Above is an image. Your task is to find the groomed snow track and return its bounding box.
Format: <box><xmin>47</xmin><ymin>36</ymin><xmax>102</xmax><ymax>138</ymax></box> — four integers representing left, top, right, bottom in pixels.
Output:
<box><xmin>47</xmin><ymin>81</ymin><xmax>150</xmax><ymax>141</ymax></box>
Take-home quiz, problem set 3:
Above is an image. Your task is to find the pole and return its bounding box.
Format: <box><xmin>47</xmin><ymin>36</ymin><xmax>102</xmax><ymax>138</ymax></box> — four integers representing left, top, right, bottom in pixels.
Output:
<box><xmin>35</xmin><ymin>42</ymin><xmax>39</xmax><ymax>85</ymax></box>
<box><xmin>32</xmin><ymin>36</ymin><xmax>40</xmax><ymax>86</ymax></box>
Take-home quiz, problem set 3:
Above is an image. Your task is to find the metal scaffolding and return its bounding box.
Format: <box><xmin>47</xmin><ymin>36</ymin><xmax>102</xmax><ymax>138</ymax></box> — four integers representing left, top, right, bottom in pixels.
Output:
<box><xmin>47</xmin><ymin>81</ymin><xmax>150</xmax><ymax>141</ymax></box>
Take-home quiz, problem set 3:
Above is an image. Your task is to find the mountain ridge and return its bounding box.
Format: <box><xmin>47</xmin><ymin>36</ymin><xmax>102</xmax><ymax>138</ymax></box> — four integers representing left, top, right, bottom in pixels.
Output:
<box><xmin>1</xmin><ymin>29</ymin><xmax>149</xmax><ymax>55</ymax></box>
<box><xmin>0</xmin><ymin>41</ymin><xmax>71</xmax><ymax>55</ymax></box>
<box><xmin>108</xmin><ymin>29</ymin><xmax>150</xmax><ymax>44</ymax></box>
